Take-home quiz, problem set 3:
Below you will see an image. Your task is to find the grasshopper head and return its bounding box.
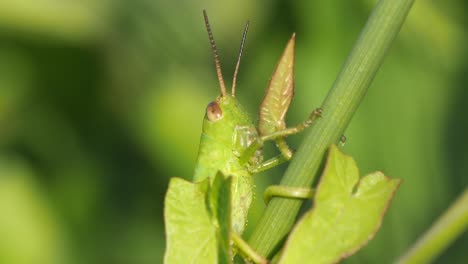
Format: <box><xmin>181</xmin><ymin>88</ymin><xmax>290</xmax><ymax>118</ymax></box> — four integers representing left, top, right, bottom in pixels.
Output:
<box><xmin>203</xmin><ymin>95</ymin><xmax>252</xmax><ymax>139</ymax></box>
<box><xmin>205</xmin><ymin>96</ymin><xmax>243</xmax><ymax>123</ymax></box>
<box><xmin>194</xmin><ymin>92</ymin><xmax>254</xmax><ymax>183</ymax></box>
<box><xmin>204</xmin><ymin>94</ymin><xmax>251</xmax><ymax>123</ymax></box>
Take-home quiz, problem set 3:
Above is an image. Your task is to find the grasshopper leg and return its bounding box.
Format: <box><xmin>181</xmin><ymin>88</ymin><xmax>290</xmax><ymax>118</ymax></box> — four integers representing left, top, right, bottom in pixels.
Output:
<box><xmin>260</xmin><ymin>107</ymin><xmax>323</xmax><ymax>142</ymax></box>
<box><xmin>275</xmin><ymin>137</ymin><xmax>293</xmax><ymax>160</ymax></box>
<box><xmin>264</xmin><ymin>185</ymin><xmax>314</xmax><ymax>204</ymax></box>
<box><xmin>248</xmin><ymin>154</ymin><xmax>288</xmax><ymax>174</ymax></box>
<box><xmin>262</xmin><ymin>108</ymin><xmax>323</xmax><ymax>161</ymax></box>
<box><xmin>242</xmin><ymin>108</ymin><xmax>322</xmax><ymax>171</ymax></box>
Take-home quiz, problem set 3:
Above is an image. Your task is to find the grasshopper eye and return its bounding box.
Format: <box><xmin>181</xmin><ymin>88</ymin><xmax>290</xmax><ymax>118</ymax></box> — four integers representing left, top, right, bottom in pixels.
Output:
<box><xmin>206</xmin><ymin>101</ymin><xmax>223</xmax><ymax>121</ymax></box>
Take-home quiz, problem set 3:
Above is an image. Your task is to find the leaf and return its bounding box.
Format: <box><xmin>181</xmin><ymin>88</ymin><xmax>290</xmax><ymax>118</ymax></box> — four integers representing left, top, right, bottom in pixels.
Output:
<box><xmin>278</xmin><ymin>145</ymin><xmax>402</xmax><ymax>264</ymax></box>
<box><xmin>164</xmin><ymin>177</ymin><xmax>217</xmax><ymax>264</ymax></box>
<box><xmin>258</xmin><ymin>33</ymin><xmax>295</xmax><ymax>137</ymax></box>
<box><xmin>164</xmin><ymin>174</ymin><xmax>234</xmax><ymax>264</ymax></box>
<box><xmin>207</xmin><ymin>172</ymin><xmax>233</xmax><ymax>264</ymax></box>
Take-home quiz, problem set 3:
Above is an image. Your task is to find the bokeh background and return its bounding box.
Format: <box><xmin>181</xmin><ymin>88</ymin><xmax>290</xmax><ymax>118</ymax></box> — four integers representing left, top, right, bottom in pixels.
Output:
<box><xmin>0</xmin><ymin>0</ymin><xmax>466</xmax><ymax>263</ymax></box>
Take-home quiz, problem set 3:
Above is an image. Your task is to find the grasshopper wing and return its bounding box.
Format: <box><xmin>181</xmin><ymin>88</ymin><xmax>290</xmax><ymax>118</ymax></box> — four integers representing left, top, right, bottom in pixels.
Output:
<box><xmin>258</xmin><ymin>34</ymin><xmax>296</xmax><ymax>136</ymax></box>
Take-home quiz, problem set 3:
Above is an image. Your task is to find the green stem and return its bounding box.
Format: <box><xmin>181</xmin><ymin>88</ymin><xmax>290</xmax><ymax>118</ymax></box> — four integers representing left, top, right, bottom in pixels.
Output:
<box><xmin>396</xmin><ymin>189</ymin><xmax>468</xmax><ymax>263</ymax></box>
<box><xmin>248</xmin><ymin>0</ymin><xmax>414</xmax><ymax>257</ymax></box>
<box><xmin>263</xmin><ymin>186</ymin><xmax>314</xmax><ymax>204</ymax></box>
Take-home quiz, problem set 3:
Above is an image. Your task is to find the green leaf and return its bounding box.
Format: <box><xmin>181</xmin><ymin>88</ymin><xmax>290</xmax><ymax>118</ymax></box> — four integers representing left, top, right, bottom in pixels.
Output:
<box><xmin>164</xmin><ymin>174</ymin><xmax>234</xmax><ymax>264</ymax></box>
<box><xmin>207</xmin><ymin>173</ymin><xmax>233</xmax><ymax>264</ymax></box>
<box><xmin>278</xmin><ymin>145</ymin><xmax>402</xmax><ymax>264</ymax></box>
<box><xmin>164</xmin><ymin>177</ymin><xmax>217</xmax><ymax>264</ymax></box>
<box><xmin>258</xmin><ymin>33</ymin><xmax>295</xmax><ymax>136</ymax></box>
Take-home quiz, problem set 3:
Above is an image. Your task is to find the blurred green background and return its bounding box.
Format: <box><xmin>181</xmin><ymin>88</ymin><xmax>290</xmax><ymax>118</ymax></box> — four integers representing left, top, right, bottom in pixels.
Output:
<box><xmin>0</xmin><ymin>0</ymin><xmax>466</xmax><ymax>263</ymax></box>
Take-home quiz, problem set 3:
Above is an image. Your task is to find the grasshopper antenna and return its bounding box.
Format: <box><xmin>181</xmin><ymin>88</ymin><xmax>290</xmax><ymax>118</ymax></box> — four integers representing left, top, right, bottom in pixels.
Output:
<box><xmin>231</xmin><ymin>21</ymin><xmax>249</xmax><ymax>97</ymax></box>
<box><xmin>203</xmin><ymin>10</ymin><xmax>227</xmax><ymax>97</ymax></box>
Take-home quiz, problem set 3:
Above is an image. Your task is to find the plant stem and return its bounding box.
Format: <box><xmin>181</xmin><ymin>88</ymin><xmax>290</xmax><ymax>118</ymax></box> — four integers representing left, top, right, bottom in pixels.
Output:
<box><xmin>396</xmin><ymin>189</ymin><xmax>468</xmax><ymax>264</ymax></box>
<box><xmin>247</xmin><ymin>0</ymin><xmax>414</xmax><ymax>257</ymax></box>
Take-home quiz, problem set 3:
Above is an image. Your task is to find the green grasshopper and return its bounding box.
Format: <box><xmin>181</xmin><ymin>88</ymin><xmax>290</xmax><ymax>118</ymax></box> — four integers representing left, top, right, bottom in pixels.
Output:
<box><xmin>164</xmin><ymin>11</ymin><xmax>321</xmax><ymax>263</ymax></box>
<box><xmin>195</xmin><ymin>10</ymin><xmax>322</xmax><ymax>235</ymax></box>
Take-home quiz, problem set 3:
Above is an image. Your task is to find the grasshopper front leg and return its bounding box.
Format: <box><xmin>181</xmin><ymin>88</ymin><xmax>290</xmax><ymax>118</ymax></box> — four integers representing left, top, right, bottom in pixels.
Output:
<box><xmin>260</xmin><ymin>107</ymin><xmax>323</xmax><ymax>143</ymax></box>
<box><xmin>242</xmin><ymin>107</ymin><xmax>323</xmax><ymax>172</ymax></box>
<box><xmin>246</xmin><ymin>108</ymin><xmax>321</xmax><ymax>204</ymax></box>
<box><xmin>267</xmin><ymin>107</ymin><xmax>323</xmax><ymax>160</ymax></box>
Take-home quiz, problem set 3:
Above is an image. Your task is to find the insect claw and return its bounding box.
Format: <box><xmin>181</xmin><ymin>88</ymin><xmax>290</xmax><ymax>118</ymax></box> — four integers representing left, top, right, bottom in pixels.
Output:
<box><xmin>313</xmin><ymin>107</ymin><xmax>323</xmax><ymax>117</ymax></box>
<box><xmin>302</xmin><ymin>107</ymin><xmax>323</xmax><ymax>127</ymax></box>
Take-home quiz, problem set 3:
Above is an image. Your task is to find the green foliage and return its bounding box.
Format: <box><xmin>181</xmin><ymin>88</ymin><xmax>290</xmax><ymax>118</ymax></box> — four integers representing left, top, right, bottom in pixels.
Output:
<box><xmin>164</xmin><ymin>177</ymin><xmax>216</xmax><ymax>263</ymax></box>
<box><xmin>278</xmin><ymin>145</ymin><xmax>401</xmax><ymax>263</ymax></box>
<box><xmin>164</xmin><ymin>145</ymin><xmax>402</xmax><ymax>264</ymax></box>
<box><xmin>164</xmin><ymin>173</ymin><xmax>232</xmax><ymax>264</ymax></box>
